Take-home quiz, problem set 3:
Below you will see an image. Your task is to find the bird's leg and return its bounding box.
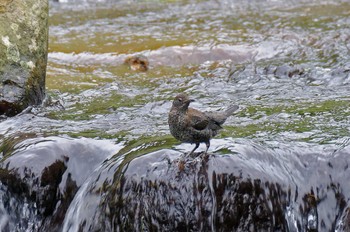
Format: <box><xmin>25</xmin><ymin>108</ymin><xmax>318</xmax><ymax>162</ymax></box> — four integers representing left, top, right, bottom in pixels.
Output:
<box><xmin>205</xmin><ymin>141</ymin><xmax>210</xmax><ymax>154</ymax></box>
<box><xmin>189</xmin><ymin>143</ymin><xmax>200</xmax><ymax>155</ymax></box>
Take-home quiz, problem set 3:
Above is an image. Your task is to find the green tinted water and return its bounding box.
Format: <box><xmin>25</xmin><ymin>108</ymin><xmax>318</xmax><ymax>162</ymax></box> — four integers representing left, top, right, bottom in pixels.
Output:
<box><xmin>3</xmin><ymin>0</ymin><xmax>349</xmax><ymax>147</ymax></box>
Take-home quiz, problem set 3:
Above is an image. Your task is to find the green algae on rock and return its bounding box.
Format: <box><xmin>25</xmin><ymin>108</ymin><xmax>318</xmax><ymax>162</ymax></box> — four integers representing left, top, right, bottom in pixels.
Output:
<box><xmin>0</xmin><ymin>0</ymin><xmax>48</xmax><ymax>116</ymax></box>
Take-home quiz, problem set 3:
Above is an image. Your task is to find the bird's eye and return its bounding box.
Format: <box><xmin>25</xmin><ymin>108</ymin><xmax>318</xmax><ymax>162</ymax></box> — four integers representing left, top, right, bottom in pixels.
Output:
<box><xmin>178</xmin><ymin>98</ymin><xmax>182</xmax><ymax>102</ymax></box>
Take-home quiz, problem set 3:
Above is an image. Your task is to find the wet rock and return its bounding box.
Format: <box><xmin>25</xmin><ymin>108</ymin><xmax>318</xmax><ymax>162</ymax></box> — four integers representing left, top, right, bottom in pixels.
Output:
<box><xmin>109</xmin><ymin>153</ymin><xmax>288</xmax><ymax>231</ymax></box>
<box><xmin>61</xmin><ymin>142</ymin><xmax>350</xmax><ymax>232</ymax></box>
<box><xmin>98</xmin><ymin>150</ymin><xmax>290</xmax><ymax>231</ymax></box>
<box><xmin>264</xmin><ymin>64</ymin><xmax>305</xmax><ymax>78</ymax></box>
<box><xmin>0</xmin><ymin>135</ymin><xmax>120</xmax><ymax>231</ymax></box>
<box><xmin>2</xmin><ymin>135</ymin><xmax>350</xmax><ymax>232</ymax></box>
<box><xmin>0</xmin><ymin>0</ymin><xmax>48</xmax><ymax>116</ymax></box>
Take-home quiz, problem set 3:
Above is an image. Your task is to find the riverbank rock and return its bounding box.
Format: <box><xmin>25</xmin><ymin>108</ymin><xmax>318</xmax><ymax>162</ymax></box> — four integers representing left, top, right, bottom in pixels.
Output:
<box><xmin>0</xmin><ymin>0</ymin><xmax>48</xmax><ymax>116</ymax></box>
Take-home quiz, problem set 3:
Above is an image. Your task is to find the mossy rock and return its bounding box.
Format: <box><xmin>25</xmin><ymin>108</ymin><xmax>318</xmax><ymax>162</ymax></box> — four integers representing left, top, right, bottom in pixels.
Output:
<box><xmin>0</xmin><ymin>0</ymin><xmax>48</xmax><ymax>116</ymax></box>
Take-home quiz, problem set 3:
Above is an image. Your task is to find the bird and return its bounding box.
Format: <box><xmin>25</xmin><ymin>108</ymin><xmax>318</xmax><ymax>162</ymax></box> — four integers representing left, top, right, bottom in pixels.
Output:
<box><xmin>168</xmin><ymin>93</ymin><xmax>239</xmax><ymax>155</ymax></box>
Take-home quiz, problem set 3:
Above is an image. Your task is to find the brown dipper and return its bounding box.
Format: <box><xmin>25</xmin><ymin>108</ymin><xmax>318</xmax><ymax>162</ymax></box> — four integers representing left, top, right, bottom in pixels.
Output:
<box><xmin>168</xmin><ymin>93</ymin><xmax>239</xmax><ymax>155</ymax></box>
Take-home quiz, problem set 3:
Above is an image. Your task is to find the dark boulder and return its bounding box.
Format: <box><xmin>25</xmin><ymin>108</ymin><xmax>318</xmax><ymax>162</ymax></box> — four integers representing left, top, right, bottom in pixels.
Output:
<box><xmin>2</xmin><ymin>135</ymin><xmax>350</xmax><ymax>232</ymax></box>
<box><xmin>62</xmin><ymin>143</ymin><xmax>350</xmax><ymax>232</ymax></box>
<box><xmin>0</xmin><ymin>135</ymin><xmax>120</xmax><ymax>231</ymax></box>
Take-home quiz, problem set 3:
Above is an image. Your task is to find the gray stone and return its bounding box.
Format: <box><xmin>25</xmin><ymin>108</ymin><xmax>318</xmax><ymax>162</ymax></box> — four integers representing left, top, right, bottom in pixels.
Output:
<box><xmin>0</xmin><ymin>0</ymin><xmax>48</xmax><ymax>116</ymax></box>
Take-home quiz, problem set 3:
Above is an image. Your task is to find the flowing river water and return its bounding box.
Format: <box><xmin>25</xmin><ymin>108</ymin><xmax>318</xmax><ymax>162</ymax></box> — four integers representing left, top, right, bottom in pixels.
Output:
<box><xmin>1</xmin><ymin>0</ymin><xmax>350</xmax><ymax>231</ymax></box>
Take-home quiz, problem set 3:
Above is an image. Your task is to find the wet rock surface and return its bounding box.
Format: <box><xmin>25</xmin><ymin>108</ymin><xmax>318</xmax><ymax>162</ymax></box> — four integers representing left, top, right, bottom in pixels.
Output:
<box><xmin>263</xmin><ymin>64</ymin><xmax>305</xmax><ymax>79</ymax></box>
<box><xmin>102</xmin><ymin>150</ymin><xmax>289</xmax><ymax>232</ymax></box>
<box><xmin>0</xmin><ymin>137</ymin><xmax>350</xmax><ymax>231</ymax></box>
<box><xmin>0</xmin><ymin>0</ymin><xmax>48</xmax><ymax>116</ymax></box>
<box><xmin>59</xmin><ymin>142</ymin><xmax>350</xmax><ymax>232</ymax></box>
<box><xmin>0</xmin><ymin>135</ymin><xmax>120</xmax><ymax>231</ymax></box>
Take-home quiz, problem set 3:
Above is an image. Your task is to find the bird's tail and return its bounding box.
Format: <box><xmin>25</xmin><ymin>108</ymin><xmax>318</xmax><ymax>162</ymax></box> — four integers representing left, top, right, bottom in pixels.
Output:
<box><xmin>205</xmin><ymin>105</ymin><xmax>239</xmax><ymax>127</ymax></box>
<box><xmin>225</xmin><ymin>105</ymin><xmax>239</xmax><ymax>116</ymax></box>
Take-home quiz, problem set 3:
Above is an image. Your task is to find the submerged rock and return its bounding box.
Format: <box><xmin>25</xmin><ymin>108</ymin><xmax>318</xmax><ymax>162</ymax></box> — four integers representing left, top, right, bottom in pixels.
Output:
<box><xmin>0</xmin><ymin>135</ymin><xmax>120</xmax><ymax>231</ymax></box>
<box><xmin>1</xmin><ymin>135</ymin><xmax>350</xmax><ymax>232</ymax></box>
<box><xmin>0</xmin><ymin>0</ymin><xmax>48</xmax><ymax>116</ymax></box>
<box><xmin>103</xmin><ymin>150</ymin><xmax>289</xmax><ymax>231</ymax></box>
<box><xmin>61</xmin><ymin>142</ymin><xmax>350</xmax><ymax>232</ymax></box>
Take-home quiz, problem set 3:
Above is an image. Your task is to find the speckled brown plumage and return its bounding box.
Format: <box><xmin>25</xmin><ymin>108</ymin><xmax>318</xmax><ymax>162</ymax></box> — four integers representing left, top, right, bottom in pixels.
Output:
<box><xmin>168</xmin><ymin>93</ymin><xmax>238</xmax><ymax>154</ymax></box>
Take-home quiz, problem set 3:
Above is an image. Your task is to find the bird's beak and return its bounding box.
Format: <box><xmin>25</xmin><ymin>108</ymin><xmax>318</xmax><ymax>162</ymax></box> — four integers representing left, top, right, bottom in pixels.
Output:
<box><xmin>186</xmin><ymin>99</ymin><xmax>195</xmax><ymax>104</ymax></box>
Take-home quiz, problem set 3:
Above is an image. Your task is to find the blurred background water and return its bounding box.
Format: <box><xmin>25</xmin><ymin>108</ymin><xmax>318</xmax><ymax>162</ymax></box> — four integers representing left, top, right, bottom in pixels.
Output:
<box><xmin>1</xmin><ymin>0</ymin><xmax>349</xmax><ymax>147</ymax></box>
